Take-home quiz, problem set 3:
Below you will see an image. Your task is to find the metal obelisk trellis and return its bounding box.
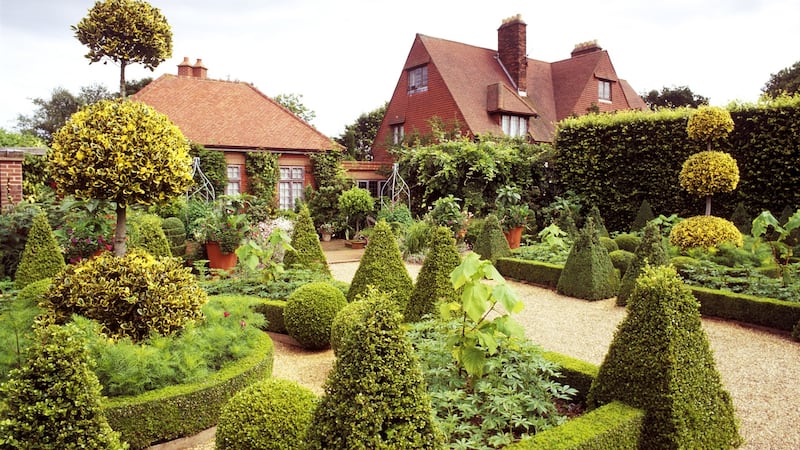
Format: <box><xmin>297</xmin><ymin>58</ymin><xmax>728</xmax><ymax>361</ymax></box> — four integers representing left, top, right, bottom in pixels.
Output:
<box><xmin>380</xmin><ymin>163</ymin><xmax>410</xmax><ymax>210</ymax></box>
<box><xmin>187</xmin><ymin>156</ymin><xmax>215</xmax><ymax>202</ymax></box>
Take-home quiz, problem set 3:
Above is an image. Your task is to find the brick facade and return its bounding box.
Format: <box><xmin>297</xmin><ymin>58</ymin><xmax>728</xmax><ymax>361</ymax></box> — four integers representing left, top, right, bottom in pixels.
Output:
<box><xmin>0</xmin><ymin>150</ymin><xmax>24</xmax><ymax>210</ymax></box>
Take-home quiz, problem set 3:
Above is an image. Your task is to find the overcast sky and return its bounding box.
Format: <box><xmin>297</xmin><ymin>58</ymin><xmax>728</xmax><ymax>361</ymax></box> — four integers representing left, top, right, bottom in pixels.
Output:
<box><xmin>1</xmin><ymin>0</ymin><xmax>798</xmax><ymax>138</ymax></box>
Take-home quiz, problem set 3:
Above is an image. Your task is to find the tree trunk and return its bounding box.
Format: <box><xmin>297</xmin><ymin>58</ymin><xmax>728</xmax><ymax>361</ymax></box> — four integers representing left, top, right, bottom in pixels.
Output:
<box><xmin>114</xmin><ymin>203</ymin><xmax>127</xmax><ymax>257</ymax></box>
<box><xmin>705</xmin><ymin>196</ymin><xmax>712</xmax><ymax>216</ymax></box>
<box><xmin>119</xmin><ymin>62</ymin><xmax>127</xmax><ymax>98</ymax></box>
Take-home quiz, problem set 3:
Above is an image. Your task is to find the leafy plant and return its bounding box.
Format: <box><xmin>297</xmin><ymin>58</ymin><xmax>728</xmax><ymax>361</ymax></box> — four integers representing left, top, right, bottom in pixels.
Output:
<box><xmin>192</xmin><ymin>196</ymin><xmax>252</xmax><ymax>254</ymax></box>
<box><xmin>428</xmin><ymin>194</ymin><xmax>469</xmax><ymax>237</ymax></box>
<box><xmin>235</xmin><ymin>227</ymin><xmax>293</xmax><ymax>282</ymax></box>
<box><xmin>338</xmin><ymin>186</ymin><xmax>374</xmax><ymax>236</ymax></box>
<box><xmin>537</xmin><ymin>223</ymin><xmax>569</xmax><ymax>251</ymax></box>
<box><xmin>752</xmin><ymin>209</ymin><xmax>800</xmax><ymax>285</ymax></box>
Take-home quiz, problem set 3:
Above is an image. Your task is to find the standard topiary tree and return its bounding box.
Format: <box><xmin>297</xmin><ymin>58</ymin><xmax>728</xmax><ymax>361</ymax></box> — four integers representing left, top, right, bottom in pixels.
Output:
<box><xmin>284</xmin><ymin>281</ymin><xmax>347</xmax><ymax>350</ymax></box>
<box><xmin>669</xmin><ymin>215</ymin><xmax>743</xmax><ymax>251</ymax></box>
<box><xmin>556</xmin><ymin>217</ymin><xmax>619</xmax><ymax>300</ymax></box>
<box><xmin>284</xmin><ymin>204</ymin><xmax>329</xmax><ymax>273</ymax></box>
<box><xmin>472</xmin><ymin>214</ymin><xmax>511</xmax><ymax>264</ymax></box>
<box><xmin>686</xmin><ymin>105</ymin><xmax>735</xmax><ymax>151</ymax></box>
<box><xmin>14</xmin><ymin>211</ymin><xmax>65</xmax><ymax>290</ymax></box>
<box><xmin>617</xmin><ymin>221</ymin><xmax>669</xmax><ymax>306</ymax></box>
<box><xmin>128</xmin><ymin>213</ymin><xmax>172</xmax><ymax>257</ymax></box>
<box><xmin>588</xmin><ymin>265</ymin><xmax>742</xmax><ymax>449</ymax></box>
<box><xmin>305</xmin><ymin>290</ymin><xmax>442</xmax><ymax>449</ymax></box>
<box><xmin>406</xmin><ymin>225</ymin><xmax>461</xmax><ymax>322</ymax></box>
<box><xmin>347</xmin><ymin>220</ymin><xmax>413</xmax><ymax>308</ymax></box>
<box><xmin>630</xmin><ymin>199</ymin><xmax>655</xmax><ymax>232</ymax></box>
<box><xmin>0</xmin><ymin>323</ymin><xmax>126</xmax><ymax>449</ymax></box>
<box><xmin>215</xmin><ymin>378</ymin><xmax>316</xmax><ymax>450</ymax></box>
<box><xmin>679</xmin><ymin>150</ymin><xmax>740</xmax><ymax>216</ymax></box>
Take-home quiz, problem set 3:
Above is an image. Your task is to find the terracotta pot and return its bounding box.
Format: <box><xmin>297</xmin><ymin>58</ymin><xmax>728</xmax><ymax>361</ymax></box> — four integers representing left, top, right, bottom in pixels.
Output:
<box><xmin>345</xmin><ymin>240</ymin><xmax>366</xmax><ymax>249</ymax></box>
<box><xmin>504</xmin><ymin>226</ymin><xmax>524</xmax><ymax>249</ymax></box>
<box><xmin>321</xmin><ymin>233</ymin><xmax>332</xmax><ymax>242</ymax></box>
<box><xmin>205</xmin><ymin>241</ymin><xmax>237</xmax><ymax>270</ymax></box>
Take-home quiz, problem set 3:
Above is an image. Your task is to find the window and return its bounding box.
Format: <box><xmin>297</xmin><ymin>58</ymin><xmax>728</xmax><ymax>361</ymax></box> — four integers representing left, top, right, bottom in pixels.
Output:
<box><xmin>357</xmin><ymin>180</ymin><xmax>385</xmax><ymax>199</ymax></box>
<box><xmin>598</xmin><ymin>80</ymin><xmax>612</xmax><ymax>102</ymax></box>
<box><xmin>225</xmin><ymin>165</ymin><xmax>241</xmax><ymax>196</ymax></box>
<box><xmin>279</xmin><ymin>166</ymin><xmax>304</xmax><ymax>210</ymax></box>
<box><xmin>501</xmin><ymin>115</ymin><xmax>528</xmax><ymax>138</ymax></box>
<box><xmin>407</xmin><ymin>65</ymin><xmax>428</xmax><ymax>94</ymax></box>
<box><xmin>391</xmin><ymin>124</ymin><xmax>404</xmax><ymax>145</ymax></box>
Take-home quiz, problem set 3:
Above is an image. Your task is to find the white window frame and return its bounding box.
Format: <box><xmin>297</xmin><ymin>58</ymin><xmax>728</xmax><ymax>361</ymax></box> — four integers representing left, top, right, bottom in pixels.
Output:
<box><xmin>501</xmin><ymin>115</ymin><xmax>528</xmax><ymax>138</ymax></box>
<box><xmin>279</xmin><ymin>166</ymin><xmax>304</xmax><ymax>210</ymax></box>
<box><xmin>225</xmin><ymin>165</ymin><xmax>241</xmax><ymax>196</ymax></box>
<box><xmin>598</xmin><ymin>80</ymin><xmax>612</xmax><ymax>102</ymax></box>
<box><xmin>407</xmin><ymin>65</ymin><xmax>428</xmax><ymax>94</ymax></box>
<box><xmin>357</xmin><ymin>180</ymin><xmax>385</xmax><ymax>199</ymax></box>
<box><xmin>391</xmin><ymin>124</ymin><xmax>404</xmax><ymax>145</ymax></box>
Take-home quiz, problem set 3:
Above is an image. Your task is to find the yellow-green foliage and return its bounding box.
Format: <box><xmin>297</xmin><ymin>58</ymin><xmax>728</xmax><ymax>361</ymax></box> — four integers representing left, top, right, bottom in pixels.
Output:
<box><xmin>283</xmin><ymin>204</ymin><xmax>328</xmax><ymax>273</ymax></box>
<box><xmin>686</xmin><ymin>105</ymin><xmax>734</xmax><ymax>146</ymax></box>
<box><xmin>405</xmin><ymin>225</ymin><xmax>461</xmax><ymax>322</ymax></box>
<box><xmin>679</xmin><ymin>150</ymin><xmax>740</xmax><ymax>197</ymax></box>
<box><xmin>128</xmin><ymin>213</ymin><xmax>172</xmax><ymax>258</ymax></box>
<box><xmin>347</xmin><ymin>220</ymin><xmax>413</xmax><ymax>308</ymax></box>
<box><xmin>588</xmin><ymin>265</ymin><xmax>742</xmax><ymax>449</ymax></box>
<box><xmin>49</xmin><ymin>99</ymin><xmax>192</xmax><ymax>207</ymax></box>
<box><xmin>216</xmin><ymin>378</ymin><xmax>316</xmax><ymax>450</ymax></box>
<box><xmin>14</xmin><ymin>212</ymin><xmax>65</xmax><ymax>290</ymax></box>
<box><xmin>669</xmin><ymin>215</ymin><xmax>743</xmax><ymax>250</ymax></box>
<box><xmin>284</xmin><ymin>282</ymin><xmax>347</xmax><ymax>350</ymax></box>
<box><xmin>44</xmin><ymin>249</ymin><xmax>206</xmax><ymax>342</ymax></box>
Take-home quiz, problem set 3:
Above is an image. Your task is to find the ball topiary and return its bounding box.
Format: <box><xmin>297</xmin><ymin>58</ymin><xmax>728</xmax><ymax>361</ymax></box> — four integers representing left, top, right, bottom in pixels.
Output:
<box><xmin>215</xmin><ymin>378</ymin><xmax>317</xmax><ymax>450</ymax></box>
<box><xmin>686</xmin><ymin>105</ymin><xmax>734</xmax><ymax>149</ymax></box>
<box><xmin>599</xmin><ymin>236</ymin><xmax>619</xmax><ymax>253</ymax></box>
<box><xmin>473</xmin><ymin>214</ymin><xmax>511</xmax><ymax>264</ymax></box>
<box><xmin>556</xmin><ymin>218</ymin><xmax>620</xmax><ymax>301</ymax></box>
<box><xmin>617</xmin><ymin>221</ymin><xmax>669</xmax><ymax>307</ymax></box>
<box><xmin>43</xmin><ymin>249</ymin><xmax>206</xmax><ymax>342</ymax></box>
<box><xmin>330</xmin><ymin>299</ymin><xmax>370</xmax><ymax>355</ymax></box>
<box><xmin>669</xmin><ymin>215</ymin><xmax>743</xmax><ymax>251</ymax></box>
<box><xmin>630</xmin><ymin>199</ymin><xmax>655</xmax><ymax>232</ymax></box>
<box><xmin>614</xmin><ymin>233</ymin><xmax>642</xmax><ymax>253</ymax></box>
<box><xmin>160</xmin><ymin>216</ymin><xmax>187</xmax><ymax>257</ymax></box>
<box><xmin>305</xmin><ymin>289</ymin><xmax>442</xmax><ymax>449</ymax></box>
<box><xmin>679</xmin><ymin>151</ymin><xmax>740</xmax><ymax>198</ymax></box>
<box><xmin>284</xmin><ymin>204</ymin><xmax>329</xmax><ymax>273</ymax></box>
<box><xmin>0</xmin><ymin>322</ymin><xmax>126</xmax><ymax>449</ymax></box>
<box><xmin>284</xmin><ymin>281</ymin><xmax>347</xmax><ymax>349</ymax></box>
<box><xmin>14</xmin><ymin>211</ymin><xmax>65</xmax><ymax>290</ymax></box>
<box><xmin>347</xmin><ymin>220</ymin><xmax>413</xmax><ymax>308</ymax></box>
<box><xmin>406</xmin><ymin>225</ymin><xmax>461</xmax><ymax>322</ymax></box>
<box><xmin>608</xmin><ymin>249</ymin><xmax>634</xmax><ymax>274</ymax></box>
<box><xmin>588</xmin><ymin>265</ymin><xmax>742</xmax><ymax>449</ymax></box>
<box><xmin>128</xmin><ymin>213</ymin><xmax>172</xmax><ymax>257</ymax></box>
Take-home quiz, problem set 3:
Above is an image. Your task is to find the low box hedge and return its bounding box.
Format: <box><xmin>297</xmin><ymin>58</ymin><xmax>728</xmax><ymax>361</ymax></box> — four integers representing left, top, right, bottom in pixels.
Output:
<box><xmin>254</xmin><ymin>299</ymin><xmax>288</xmax><ymax>334</ymax></box>
<box><xmin>542</xmin><ymin>351</ymin><xmax>599</xmax><ymax>404</ymax></box>
<box><xmin>690</xmin><ymin>286</ymin><xmax>800</xmax><ymax>332</ymax></box>
<box><xmin>495</xmin><ymin>258</ymin><xmax>563</xmax><ymax>288</ymax></box>
<box><xmin>103</xmin><ymin>332</ymin><xmax>274</xmax><ymax>449</ymax></box>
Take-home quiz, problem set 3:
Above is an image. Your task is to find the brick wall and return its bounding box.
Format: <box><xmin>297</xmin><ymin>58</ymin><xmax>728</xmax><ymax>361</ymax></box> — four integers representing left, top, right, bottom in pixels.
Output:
<box><xmin>0</xmin><ymin>150</ymin><xmax>24</xmax><ymax>210</ymax></box>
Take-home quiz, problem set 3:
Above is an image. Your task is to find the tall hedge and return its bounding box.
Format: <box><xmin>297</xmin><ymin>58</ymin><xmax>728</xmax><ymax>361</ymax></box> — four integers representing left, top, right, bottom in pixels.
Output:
<box><xmin>14</xmin><ymin>211</ymin><xmax>65</xmax><ymax>290</ymax></box>
<box><xmin>347</xmin><ymin>220</ymin><xmax>413</xmax><ymax>309</ymax></box>
<box><xmin>283</xmin><ymin>204</ymin><xmax>329</xmax><ymax>273</ymax></box>
<box><xmin>405</xmin><ymin>226</ymin><xmax>461</xmax><ymax>322</ymax></box>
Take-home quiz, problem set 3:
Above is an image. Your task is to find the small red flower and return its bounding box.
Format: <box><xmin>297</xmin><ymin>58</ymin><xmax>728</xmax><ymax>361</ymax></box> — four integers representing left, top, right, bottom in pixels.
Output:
<box><xmin>240</xmin><ymin>320</ymin><xmax>247</xmax><ymax>328</ymax></box>
<box><xmin>223</xmin><ymin>311</ymin><xmax>230</xmax><ymax>318</ymax></box>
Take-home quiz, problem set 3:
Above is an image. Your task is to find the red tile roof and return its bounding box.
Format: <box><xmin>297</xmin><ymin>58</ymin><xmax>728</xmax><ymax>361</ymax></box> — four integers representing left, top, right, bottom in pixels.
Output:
<box><xmin>132</xmin><ymin>74</ymin><xmax>333</xmax><ymax>152</ymax></box>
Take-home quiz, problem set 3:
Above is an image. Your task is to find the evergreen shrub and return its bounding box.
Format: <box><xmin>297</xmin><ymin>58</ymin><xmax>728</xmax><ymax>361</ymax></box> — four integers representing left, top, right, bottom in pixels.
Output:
<box><xmin>669</xmin><ymin>215</ymin><xmax>743</xmax><ymax>251</ymax></box>
<box><xmin>586</xmin><ymin>205</ymin><xmax>609</xmax><ymax>237</ymax></box>
<box><xmin>557</xmin><ymin>218</ymin><xmax>619</xmax><ymax>300</ymax></box>
<box><xmin>329</xmin><ymin>299</ymin><xmax>369</xmax><ymax>355</ymax></box>
<box><xmin>347</xmin><ymin>220</ymin><xmax>413</xmax><ymax>309</ymax></box>
<box><xmin>630</xmin><ymin>199</ymin><xmax>655</xmax><ymax>232</ymax></box>
<box><xmin>617</xmin><ymin>222</ymin><xmax>669</xmax><ymax>306</ymax></box>
<box><xmin>283</xmin><ymin>204</ymin><xmax>328</xmax><ymax>273</ymax></box>
<box><xmin>599</xmin><ymin>236</ymin><xmax>618</xmax><ymax>253</ymax></box>
<box><xmin>613</xmin><ymin>233</ymin><xmax>641</xmax><ymax>253</ymax></box>
<box><xmin>160</xmin><ymin>216</ymin><xmax>187</xmax><ymax>257</ymax></box>
<box><xmin>128</xmin><ymin>213</ymin><xmax>172</xmax><ymax>257</ymax></box>
<box><xmin>608</xmin><ymin>249</ymin><xmax>634</xmax><ymax>274</ymax></box>
<box><xmin>14</xmin><ymin>211</ymin><xmax>65</xmax><ymax>290</ymax></box>
<box><xmin>284</xmin><ymin>282</ymin><xmax>347</xmax><ymax>349</ymax></box>
<box><xmin>473</xmin><ymin>214</ymin><xmax>511</xmax><ymax>263</ymax></box>
<box><xmin>406</xmin><ymin>225</ymin><xmax>461</xmax><ymax>322</ymax></box>
<box><xmin>215</xmin><ymin>378</ymin><xmax>316</xmax><ymax>450</ymax></box>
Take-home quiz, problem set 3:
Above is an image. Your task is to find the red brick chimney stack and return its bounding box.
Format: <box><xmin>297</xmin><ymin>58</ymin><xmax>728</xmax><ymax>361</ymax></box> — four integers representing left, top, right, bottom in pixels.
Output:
<box><xmin>192</xmin><ymin>58</ymin><xmax>207</xmax><ymax>79</ymax></box>
<box><xmin>497</xmin><ymin>14</ymin><xmax>527</xmax><ymax>95</ymax></box>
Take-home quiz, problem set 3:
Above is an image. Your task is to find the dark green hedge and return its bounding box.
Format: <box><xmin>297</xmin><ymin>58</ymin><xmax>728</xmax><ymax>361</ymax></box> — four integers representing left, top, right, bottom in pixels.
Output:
<box><xmin>254</xmin><ymin>299</ymin><xmax>288</xmax><ymax>334</ymax></box>
<box><xmin>542</xmin><ymin>351</ymin><xmax>599</xmax><ymax>404</ymax></box>
<box><xmin>103</xmin><ymin>332</ymin><xmax>274</xmax><ymax>449</ymax></box>
<box><xmin>690</xmin><ymin>286</ymin><xmax>800</xmax><ymax>332</ymax></box>
<box><xmin>495</xmin><ymin>258</ymin><xmax>563</xmax><ymax>288</ymax></box>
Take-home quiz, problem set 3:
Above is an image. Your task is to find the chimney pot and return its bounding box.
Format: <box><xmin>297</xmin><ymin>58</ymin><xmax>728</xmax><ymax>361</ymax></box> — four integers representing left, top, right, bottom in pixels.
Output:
<box><xmin>497</xmin><ymin>15</ymin><xmax>527</xmax><ymax>95</ymax></box>
<box><xmin>177</xmin><ymin>56</ymin><xmax>192</xmax><ymax>76</ymax></box>
<box><xmin>192</xmin><ymin>58</ymin><xmax>208</xmax><ymax>79</ymax></box>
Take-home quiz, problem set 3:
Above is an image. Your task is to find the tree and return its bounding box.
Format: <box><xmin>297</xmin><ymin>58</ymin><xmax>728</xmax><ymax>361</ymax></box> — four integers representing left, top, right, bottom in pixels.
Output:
<box><xmin>642</xmin><ymin>85</ymin><xmax>709</xmax><ymax>110</ymax></box>
<box><xmin>273</xmin><ymin>93</ymin><xmax>316</xmax><ymax>124</ymax></box>
<box><xmin>73</xmin><ymin>0</ymin><xmax>172</xmax><ymax>97</ymax></box>
<box><xmin>0</xmin><ymin>129</ymin><xmax>45</xmax><ymax>147</ymax></box>
<box><xmin>762</xmin><ymin>60</ymin><xmax>800</xmax><ymax>97</ymax></box>
<box><xmin>49</xmin><ymin>99</ymin><xmax>193</xmax><ymax>256</ymax></box>
<box><xmin>335</xmin><ymin>102</ymin><xmax>387</xmax><ymax>160</ymax></box>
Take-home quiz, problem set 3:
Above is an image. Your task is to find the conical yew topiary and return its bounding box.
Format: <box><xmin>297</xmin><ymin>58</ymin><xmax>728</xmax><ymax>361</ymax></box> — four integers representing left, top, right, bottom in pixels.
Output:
<box><xmin>406</xmin><ymin>226</ymin><xmax>461</xmax><ymax>322</ymax></box>
<box><xmin>617</xmin><ymin>221</ymin><xmax>669</xmax><ymax>306</ymax></box>
<box><xmin>14</xmin><ymin>211</ymin><xmax>65</xmax><ymax>290</ymax></box>
<box><xmin>588</xmin><ymin>265</ymin><xmax>742</xmax><ymax>449</ymax></box>
<box><xmin>472</xmin><ymin>214</ymin><xmax>511</xmax><ymax>264</ymax></box>
<box><xmin>556</xmin><ymin>217</ymin><xmax>619</xmax><ymax>300</ymax></box>
<box><xmin>347</xmin><ymin>220</ymin><xmax>413</xmax><ymax>308</ymax></box>
<box><xmin>631</xmin><ymin>199</ymin><xmax>655</xmax><ymax>232</ymax></box>
<box><xmin>284</xmin><ymin>204</ymin><xmax>329</xmax><ymax>273</ymax></box>
<box><xmin>305</xmin><ymin>290</ymin><xmax>442</xmax><ymax>449</ymax></box>
<box><xmin>587</xmin><ymin>205</ymin><xmax>609</xmax><ymax>238</ymax></box>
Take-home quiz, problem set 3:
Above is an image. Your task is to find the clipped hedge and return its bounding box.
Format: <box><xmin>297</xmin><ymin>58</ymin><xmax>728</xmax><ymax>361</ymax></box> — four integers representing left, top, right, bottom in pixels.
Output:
<box><xmin>103</xmin><ymin>332</ymin><xmax>274</xmax><ymax>450</ymax></box>
<box><xmin>541</xmin><ymin>351</ymin><xmax>599</xmax><ymax>404</ymax></box>
<box><xmin>495</xmin><ymin>258</ymin><xmax>563</xmax><ymax>288</ymax></box>
<box><xmin>253</xmin><ymin>299</ymin><xmax>287</xmax><ymax>334</ymax></box>
<box><xmin>690</xmin><ymin>286</ymin><xmax>800</xmax><ymax>332</ymax></box>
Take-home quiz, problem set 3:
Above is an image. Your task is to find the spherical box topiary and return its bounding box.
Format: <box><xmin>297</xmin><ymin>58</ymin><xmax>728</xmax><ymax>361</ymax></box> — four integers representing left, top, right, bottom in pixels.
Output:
<box><xmin>679</xmin><ymin>150</ymin><xmax>740</xmax><ymax>197</ymax></box>
<box><xmin>599</xmin><ymin>236</ymin><xmax>619</xmax><ymax>253</ymax></box>
<box><xmin>669</xmin><ymin>215</ymin><xmax>743</xmax><ymax>251</ymax></box>
<box><xmin>686</xmin><ymin>105</ymin><xmax>734</xmax><ymax>146</ymax></box>
<box><xmin>14</xmin><ymin>212</ymin><xmax>65</xmax><ymax>290</ymax></box>
<box><xmin>608</xmin><ymin>249</ymin><xmax>634</xmax><ymax>274</ymax></box>
<box><xmin>330</xmin><ymin>299</ymin><xmax>370</xmax><ymax>355</ymax></box>
<box><xmin>216</xmin><ymin>378</ymin><xmax>317</xmax><ymax>450</ymax></box>
<box><xmin>285</xmin><ymin>281</ymin><xmax>347</xmax><ymax>349</ymax></box>
<box><xmin>614</xmin><ymin>233</ymin><xmax>642</xmax><ymax>253</ymax></box>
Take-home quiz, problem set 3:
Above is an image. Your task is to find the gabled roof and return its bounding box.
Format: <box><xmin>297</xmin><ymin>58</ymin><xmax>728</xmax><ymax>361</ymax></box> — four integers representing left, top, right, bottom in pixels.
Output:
<box><xmin>132</xmin><ymin>74</ymin><xmax>333</xmax><ymax>152</ymax></box>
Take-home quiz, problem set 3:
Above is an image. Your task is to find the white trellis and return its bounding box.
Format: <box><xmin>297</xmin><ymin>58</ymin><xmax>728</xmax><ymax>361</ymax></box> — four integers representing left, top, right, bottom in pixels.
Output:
<box><xmin>380</xmin><ymin>163</ymin><xmax>410</xmax><ymax>210</ymax></box>
<box><xmin>186</xmin><ymin>157</ymin><xmax>215</xmax><ymax>202</ymax></box>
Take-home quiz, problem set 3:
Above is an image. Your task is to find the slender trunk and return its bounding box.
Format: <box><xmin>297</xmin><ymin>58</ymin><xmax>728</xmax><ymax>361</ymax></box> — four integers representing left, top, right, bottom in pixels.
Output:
<box><xmin>705</xmin><ymin>196</ymin><xmax>712</xmax><ymax>216</ymax></box>
<box><xmin>114</xmin><ymin>203</ymin><xmax>127</xmax><ymax>257</ymax></box>
<box><xmin>119</xmin><ymin>62</ymin><xmax>127</xmax><ymax>98</ymax></box>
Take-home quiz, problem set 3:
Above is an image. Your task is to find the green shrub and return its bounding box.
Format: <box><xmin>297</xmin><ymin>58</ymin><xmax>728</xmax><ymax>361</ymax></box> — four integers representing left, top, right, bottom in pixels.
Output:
<box><xmin>128</xmin><ymin>213</ymin><xmax>172</xmax><ymax>258</ymax></box>
<box><xmin>586</xmin><ymin>205</ymin><xmax>609</xmax><ymax>237</ymax></box>
<box><xmin>283</xmin><ymin>204</ymin><xmax>328</xmax><ymax>273</ymax></box>
<box><xmin>284</xmin><ymin>282</ymin><xmax>347</xmax><ymax>349</ymax></box>
<box><xmin>613</xmin><ymin>233</ymin><xmax>641</xmax><ymax>253</ymax></box>
<box><xmin>669</xmin><ymin>255</ymin><xmax>700</xmax><ymax>274</ymax></box>
<box><xmin>254</xmin><ymin>299</ymin><xmax>287</xmax><ymax>333</ymax></box>
<box><xmin>0</xmin><ymin>278</ymin><xmax>50</xmax><ymax>382</ymax></box>
<box><xmin>495</xmin><ymin>258</ymin><xmax>563</xmax><ymax>288</ymax></box>
<box><xmin>557</xmin><ymin>218</ymin><xmax>619</xmax><ymax>300</ymax></box>
<box><xmin>13</xmin><ymin>211</ymin><xmax>65</xmax><ymax>290</ymax></box>
<box><xmin>669</xmin><ymin>215</ymin><xmax>743</xmax><ymax>250</ymax></box>
<box><xmin>690</xmin><ymin>286</ymin><xmax>800</xmax><ymax>333</ymax></box>
<box><xmin>599</xmin><ymin>236</ymin><xmax>618</xmax><ymax>253</ymax></box>
<box><xmin>588</xmin><ymin>265</ymin><xmax>742</xmax><ymax>449</ymax></box>
<box><xmin>473</xmin><ymin>214</ymin><xmax>511</xmax><ymax>263</ymax></box>
<box><xmin>0</xmin><ymin>323</ymin><xmax>125</xmax><ymax>449</ymax></box>
<box><xmin>630</xmin><ymin>199</ymin><xmax>655</xmax><ymax>232</ymax></box>
<box><xmin>347</xmin><ymin>220</ymin><xmax>413</xmax><ymax>309</ymax></box>
<box><xmin>377</xmin><ymin>203</ymin><xmax>414</xmax><ymax>229</ymax></box>
<box><xmin>44</xmin><ymin>249</ymin><xmax>207</xmax><ymax>342</ymax></box>
<box><xmin>160</xmin><ymin>216</ymin><xmax>187</xmax><ymax>257</ymax></box>
<box><xmin>305</xmin><ymin>290</ymin><xmax>442</xmax><ymax>449</ymax></box>
<box><xmin>216</xmin><ymin>378</ymin><xmax>316</xmax><ymax>450</ymax></box>
<box><xmin>330</xmin><ymin>299</ymin><xmax>370</xmax><ymax>355</ymax></box>
<box><xmin>617</xmin><ymin>222</ymin><xmax>669</xmax><ymax>306</ymax></box>
<box><xmin>608</xmin><ymin>249</ymin><xmax>634</xmax><ymax>274</ymax></box>
<box><xmin>401</xmin><ymin>219</ymin><xmax>433</xmax><ymax>257</ymax></box>
<box><xmin>406</xmin><ymin>226</ymin><xmax>461</xmax><ymax>322</ymax></box>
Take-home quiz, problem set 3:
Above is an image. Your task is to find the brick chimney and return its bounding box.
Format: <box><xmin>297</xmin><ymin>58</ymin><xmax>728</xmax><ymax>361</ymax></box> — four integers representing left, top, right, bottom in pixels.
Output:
<box><xmin>497</xmin><ymin>14</ymin><xmax>527</xmax><ymax>95</ymax></box>
<box><xmin>178</xmin><ymin>56</ymin><xmax>192</xmax><ymax>76</ymax></box>
<box><xmin>192</xmin><ymin>58</ymin><xmax>207</xmax><ymax>79</ymax></box>
<box><xmin>571</xmin><ymin>40</ymin><xmax>603</xmax><ymax>58</ymax></box>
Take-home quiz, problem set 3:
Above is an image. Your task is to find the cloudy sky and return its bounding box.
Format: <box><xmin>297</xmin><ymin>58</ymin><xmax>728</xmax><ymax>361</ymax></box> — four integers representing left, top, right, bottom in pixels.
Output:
<box><xmin>1</xmin><ymin>0</ymin><xmax>798</xmax><ymax>138</ymax></box>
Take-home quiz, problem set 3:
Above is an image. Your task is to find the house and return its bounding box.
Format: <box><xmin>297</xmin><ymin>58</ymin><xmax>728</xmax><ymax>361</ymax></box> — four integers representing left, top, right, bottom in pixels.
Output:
<box><xmin>132</xmin><ymin>58</ymin><xmax>337</xmax><ymax>210</ymax></box>
<box><xmin>371</xmin><ymin>15</ymin><xmax>648</xmax><ymax>162</ymax></box>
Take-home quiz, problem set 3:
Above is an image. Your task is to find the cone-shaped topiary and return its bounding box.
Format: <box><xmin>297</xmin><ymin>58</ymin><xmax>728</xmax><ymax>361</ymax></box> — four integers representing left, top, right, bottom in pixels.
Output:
<box><xmin>14</xmin><ymin>211</ymin><xmax>65</xmax><ymax>290</ymax></box>
<box><xmin>617</xmin><ymin>221</ymin><xmax>669</xmax><ymax>306</ymax></box>
<box><xmin>284</xmin><ymin>204</ymin><xmax>329</xmax><ymax>273</ymax></box>
<box><xmin>588</xmin><ymin>265</ymin><xmax>742</xmax><ymax>449</ymax></box>
<box><xmin>215</xmin><ymin>378</ymin><xmax>316</xmax><ymax>450</ymax></box>
<box><xmin>586</xmin><ymin>205</ymin><xmax>609</xmax><ymax>238</ymax></box>
<box><xmin>160</xmin><ymin>216</ymin><xmax>187</xmax><ymax>257</ymax></box>
<box><xmin>347</xmin><ymin>220</ymin><xmax>413</xmax><ymax>308</ymax></box>
<box><xmin>631</xmin><ymin>199</ymin><xmax>655</xmax><ymax>232</ymax></box>
<box><xmin>556</xmin><ymin>217</ymin><xmax>619</xmax><ymax>300</ymax></box>
<box><xmin>406</xmin><ymin>225</ymin><xmax>461</xmax><ymax>322</ymax></box>
<box><xmin>305</xmin><ymin>290</ymin><xmax>442</xmax><ymax>449</ymax></box>
<box><xmin>472</xmin><ymin>214</ymin><xmax>511</xmax><ymax>264</ymax></box>
<box><xmin>128</xmin><ymin>213</ymin><xmax>172</xmax><ymax>257</ymax></box>
<box><xmin>0</xmin><ymin>322</ymin><xmax>126</xmax><ymax>449</ymax></box>
<box><xmin>285</xmin><ymin>281</ymin><xmax>348</xmax><ymax>350</ymax></box>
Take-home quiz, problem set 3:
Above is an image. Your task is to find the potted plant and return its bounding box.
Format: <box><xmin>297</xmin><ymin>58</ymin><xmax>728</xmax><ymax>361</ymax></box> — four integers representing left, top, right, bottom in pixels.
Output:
<box><xmin>338</xmin><ymin>187</ymin><xmax>374</xmax><ymax>248</ymax></box>
<box><xmin>318</xmin><ymin>223</ymin><xmax>335</xmax><ymax>242</ymax></box>
<box><xmin>193</xmin><ymin>200</ymin><xmax>251</xmax><ymax>270</ymax></box>
<box><xmin>495</xmin><ymin>185</ymin><xmax>531</xmax><ymax>249</ymax></box>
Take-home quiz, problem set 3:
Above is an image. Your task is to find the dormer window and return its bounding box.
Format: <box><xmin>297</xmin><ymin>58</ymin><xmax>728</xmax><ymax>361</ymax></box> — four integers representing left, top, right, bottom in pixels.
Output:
<box><xmin>501</xmin><ymin>115</ymin><xmax>528</xmax><ymax>137</ymax></box>
<box><xmin>407</xmin><ymin>65</ymin><xmax>428</xmax><ymax>94</ymax></box>
<box><xmin>598</xmin><ymin>79</ymin><xmax>612</xmax><ymax>102</ymax></box>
